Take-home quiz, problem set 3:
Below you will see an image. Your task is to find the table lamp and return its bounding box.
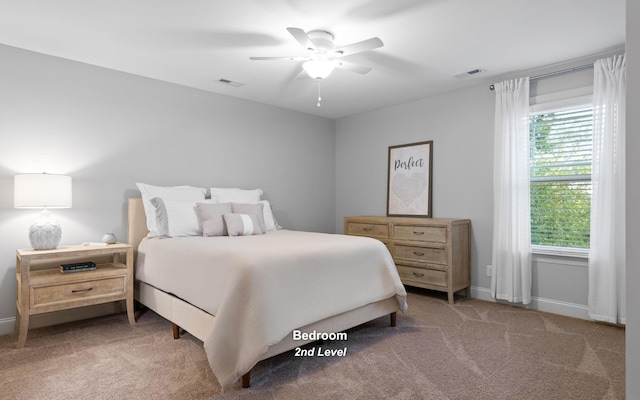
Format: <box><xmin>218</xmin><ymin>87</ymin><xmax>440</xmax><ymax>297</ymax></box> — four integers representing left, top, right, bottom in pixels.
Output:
<box><xmin>14</xmin><ymin>173</ymin><xmax>72</xmax><ymax>250</ymax></box>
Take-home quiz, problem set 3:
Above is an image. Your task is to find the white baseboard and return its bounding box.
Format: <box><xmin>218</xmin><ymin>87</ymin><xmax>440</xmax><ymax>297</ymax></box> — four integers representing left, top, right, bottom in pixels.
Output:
<box><xmin>0</xmin><ymin>317</ymin><xmax>15</xmax><ymax>336</ymax></box>
<box><xmin>0</xmin><ymin>302</ymin><xmax>125</xmax><ymax>337</ymax></box>
<box><xmin>470</xmin><ymin>286</ymin><xmax>590</xmax><ymax>320</ymax></box>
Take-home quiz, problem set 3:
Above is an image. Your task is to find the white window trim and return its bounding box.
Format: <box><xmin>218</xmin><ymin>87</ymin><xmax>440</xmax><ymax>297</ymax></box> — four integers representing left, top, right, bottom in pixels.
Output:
<box><xmin>531</xmin><ymin>244</ymin><xmax>589</xmax><ymax>259</ymax></box>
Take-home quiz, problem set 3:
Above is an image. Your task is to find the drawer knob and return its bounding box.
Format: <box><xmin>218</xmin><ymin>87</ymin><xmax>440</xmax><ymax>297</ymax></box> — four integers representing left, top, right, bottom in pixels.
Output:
<box><xmin>413</xmin><ymin>251</ymin><xmax>425</xmax><ymax>256</ymax></box>
<box><xmin>413</xmin><ymin>231</ymin><xmax>424</xmax><ymax>235</ymax></box>
<box><xmin>362</xmin><ymin>227</ymin><xmax>373</xmax><ymax>232</ymax></box>
<box><xmin>412</xmin><ymin>272</ymin><xmax>425</xmax><ymax>278</ymax></box>
<box><xmin>71</xmin><ymin>288</ymin><xmax>94</xmax><ymax>294</ymax></box>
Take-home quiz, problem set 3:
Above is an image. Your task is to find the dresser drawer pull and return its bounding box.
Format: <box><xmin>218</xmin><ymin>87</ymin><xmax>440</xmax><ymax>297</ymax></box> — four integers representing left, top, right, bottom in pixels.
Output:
<box><xmin>362</xmin><ymin>227</ymin><xmax>373</xmax><ymax>232</ymax></box>
<box><xmin>413</xmin><ymin>231</ymin><xmax>424</xmax><ymax>235</ymax></box>
<box><xmin>71</xmin><ymin>288</ymin><xmax>93</xmax><ymax>294</ymax></box>
<box><xmin>412</xmin><ymin>272</ymin><xmax>425</xmax><ymax>278</ymax></box>
<box><xmin>413</xmin><ymin>251</ymin><xmax>425</xmax><ymax>256</ymax></box>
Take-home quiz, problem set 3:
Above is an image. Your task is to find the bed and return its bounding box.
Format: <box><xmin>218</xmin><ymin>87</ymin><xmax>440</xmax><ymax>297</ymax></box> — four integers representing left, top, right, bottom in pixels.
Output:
<box><xmin>127</xmin><ymin>197</ymin><xmax>407</xmax><ymax>390</ymax></box>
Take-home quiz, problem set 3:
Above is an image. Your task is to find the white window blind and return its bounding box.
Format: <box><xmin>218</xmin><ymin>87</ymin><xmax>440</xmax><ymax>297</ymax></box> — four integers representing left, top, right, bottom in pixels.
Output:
<box><xmin>529</xmin><ymin>106</ymin><xmax>593</xmax><ymax>249</ymax></box>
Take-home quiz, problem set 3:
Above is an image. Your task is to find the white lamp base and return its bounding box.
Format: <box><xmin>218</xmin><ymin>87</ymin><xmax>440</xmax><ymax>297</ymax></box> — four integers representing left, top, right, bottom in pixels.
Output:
<box><xmin>29</xmin><ymin>210</ymin><xmax>62</xmax><ymax>250</ymax></box>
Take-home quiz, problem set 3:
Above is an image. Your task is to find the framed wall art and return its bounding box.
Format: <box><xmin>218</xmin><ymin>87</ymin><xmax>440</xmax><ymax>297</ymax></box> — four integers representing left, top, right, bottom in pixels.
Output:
<box><xmin>387</xmin><ymin>140</ymin><xmax>433</xmax><ymax>217</ymax></box>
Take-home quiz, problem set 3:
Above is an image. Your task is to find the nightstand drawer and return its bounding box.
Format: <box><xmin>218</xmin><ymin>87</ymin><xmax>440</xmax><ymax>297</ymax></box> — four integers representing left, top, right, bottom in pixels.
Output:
<box><xmin>31</xmin><ymin>276</ymin><xmax>126</xmax><ymax>308</ymax></box>
<box><xmin>345</xmin><ymin>222</ymin><xmax>389</xmax><ymax>239</ymax></box>
<box><xmin>397</xmin><ymin>265</ymin><xmax>447</xmax><ymax>287</ymax></box>
<box><xmin>393</xmin><ymin>225</ymin><xmax>447</xmax><ymax>242</ymax></box>
<box><xmin>394</xmin><ymin>243</ymin><xmax>447</xmax><ymax>264</ymax></box>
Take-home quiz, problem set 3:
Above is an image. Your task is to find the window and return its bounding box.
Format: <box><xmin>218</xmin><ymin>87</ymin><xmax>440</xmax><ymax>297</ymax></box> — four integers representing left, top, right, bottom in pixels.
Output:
<box><xmin>529</xmin><ymin>102</ymin><xmax>593</xmax><ymax>254</ymax></box>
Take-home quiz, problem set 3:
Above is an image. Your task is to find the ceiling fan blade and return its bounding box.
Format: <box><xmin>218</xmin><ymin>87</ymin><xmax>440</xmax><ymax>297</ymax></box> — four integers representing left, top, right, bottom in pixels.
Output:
<box><xmin>286</xmin><ymin>27</ymin><xmax>316</xmax><ymax>51</ymax></box>
<box><xmin>335</xmin><ymin>60</ymin><xmax>373</xmax><ymax>75</ymax></box>
<box><xmin>250</xmin><ymin>56</ymin><xmax>309</xmax><ymax>61</ymax></box>
<box><xmin>334</xmin><ymin>37</ymin><xmax>383</xmax><ymax>57</ymax></box>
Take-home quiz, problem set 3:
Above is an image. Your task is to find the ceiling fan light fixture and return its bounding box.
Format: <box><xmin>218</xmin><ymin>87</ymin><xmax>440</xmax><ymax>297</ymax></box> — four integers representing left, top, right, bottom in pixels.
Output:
<box><xmin>303</xmin><ymin>57</ymin><xmax>336</xmax><ymax>80</ymax></box>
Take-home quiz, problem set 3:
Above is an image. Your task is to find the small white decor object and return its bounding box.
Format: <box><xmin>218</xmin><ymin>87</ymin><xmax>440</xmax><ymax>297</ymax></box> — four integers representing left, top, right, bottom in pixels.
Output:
<box><xmin>14</xmin><ymin>173</ymin><xmax>72</xmax><ymax>250</ymax></box>
<box><xmin>101</xmin><ymin>233</ymin><xmax>118</xmax><ymax>244</ymax></box>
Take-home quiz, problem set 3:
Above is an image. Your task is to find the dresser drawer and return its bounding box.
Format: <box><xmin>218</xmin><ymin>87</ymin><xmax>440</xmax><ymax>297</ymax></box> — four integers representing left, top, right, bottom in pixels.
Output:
<box><xmin>397</xmin><ymin>265</ymin><xmax>447</xmax><ymax>287</ymax></box>
<box><xmin>31</xmin><ymin>276</ymin><xmax>126</xmax><ymax>308</ymax></box>
<box><xmin>393</xmin><ymin>243</ymin><xmax>447</xmax><ymax>265</ymax></box>
<box><xmin>345</xmin><ymin>222</ymin><xmax>389</xmax><ymax>239</ymax></box>
<box><xmin>393</xmin><ymin>224</ymin><xmax>447</xmax><ymax>242</ymax></box>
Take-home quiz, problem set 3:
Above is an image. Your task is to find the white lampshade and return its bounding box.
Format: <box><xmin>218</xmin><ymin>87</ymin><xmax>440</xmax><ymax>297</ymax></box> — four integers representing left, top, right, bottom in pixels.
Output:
<box><xmin>14</xmin><ymin>173</ymin><xmax>72</xmax><ymax>250</ymax></box>
<box><xmin>14</xmin><ymin>173</ymin><xmax>72</xmax><ymax>209</ymax></box>
<box><xmin>303</xmin><ymin>57</ymin><xmax>336</xmax><ymax>80</ymax></box>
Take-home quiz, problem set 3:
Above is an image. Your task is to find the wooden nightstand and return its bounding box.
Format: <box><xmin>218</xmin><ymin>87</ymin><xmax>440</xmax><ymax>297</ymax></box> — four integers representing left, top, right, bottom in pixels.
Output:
<box><xmin>15</xmin><ymin>243</ymin><xmax>135</xmax><ymax>348</ymax></box>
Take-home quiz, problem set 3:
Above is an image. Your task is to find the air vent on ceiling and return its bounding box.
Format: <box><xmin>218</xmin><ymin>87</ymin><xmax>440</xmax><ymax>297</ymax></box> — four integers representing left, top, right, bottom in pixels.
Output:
<box><xmin>453</xmin><ymin>68</ymin><xmax>486</xmax><ymax>80</ymax></box>
<box><xmin>217</xmin><ymin>78</ymin><xmax>244</xmax><ymax>88</ymax></box>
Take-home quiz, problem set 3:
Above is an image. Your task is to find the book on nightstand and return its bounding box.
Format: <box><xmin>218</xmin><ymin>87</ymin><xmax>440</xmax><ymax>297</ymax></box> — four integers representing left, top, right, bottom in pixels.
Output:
<box><xmin>59</xmin><ymin>261</ymin><xmax>97</xmax><ymax>273</ymax></box>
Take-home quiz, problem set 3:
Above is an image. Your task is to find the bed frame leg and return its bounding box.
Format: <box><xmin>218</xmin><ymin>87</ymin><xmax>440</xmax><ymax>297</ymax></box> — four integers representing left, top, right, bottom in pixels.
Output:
<box><xmin>172</xmin><ymin>323</ymin><xmax>180</xmax><ymax>339</ymax></box>
<box><xmin>390</xmin><ymin>312</ymin><xmax>397</xmax><ymax>327</ymax></box>
<box><xmin>242</xmin><ymin>371</ymin><xmax>251</xmax><ymax>388</ymax></box>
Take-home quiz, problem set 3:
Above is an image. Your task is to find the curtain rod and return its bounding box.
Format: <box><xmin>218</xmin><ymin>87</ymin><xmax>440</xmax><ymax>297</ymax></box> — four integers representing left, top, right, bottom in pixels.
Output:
<box><xmin>489</xmin><ymin>63</ymin><xmax>593</xmax><ymax>91</ymax></box>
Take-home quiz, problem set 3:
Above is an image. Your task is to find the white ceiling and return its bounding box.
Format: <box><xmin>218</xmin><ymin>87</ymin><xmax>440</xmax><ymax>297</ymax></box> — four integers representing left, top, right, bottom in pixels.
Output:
<box><xmin>0</xmin><ymin>0</ymin><xmax>626</xmax><ymax>119</ymax></box>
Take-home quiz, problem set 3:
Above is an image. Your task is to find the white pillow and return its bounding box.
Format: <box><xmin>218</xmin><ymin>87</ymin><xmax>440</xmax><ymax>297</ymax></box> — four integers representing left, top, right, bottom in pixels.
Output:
<box><xmin>136</xmin><ymin>183</ymin><xmax>206</xmax><ymax>237</ymax></box>
<box><xmin>257</xmin><ymin>200</ymin><xmax>281</xmax><ymax>231</ymax></box>
<box><xmin>210</xmin><ymin>188</ymin><xmax>263</xmax><ymax>203</ymax></box>
<box><xmin>151</xmin><ymin>198</ymin><xmax>216</xmax><ymax>237</ymax></box>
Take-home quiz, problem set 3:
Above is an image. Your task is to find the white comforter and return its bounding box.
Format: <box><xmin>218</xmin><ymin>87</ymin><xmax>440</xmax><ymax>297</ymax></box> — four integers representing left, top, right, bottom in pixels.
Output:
<box><xmin>136</xmin><ymin>230</ymin><xmax>407</xmax><ymax>390</ymax></box>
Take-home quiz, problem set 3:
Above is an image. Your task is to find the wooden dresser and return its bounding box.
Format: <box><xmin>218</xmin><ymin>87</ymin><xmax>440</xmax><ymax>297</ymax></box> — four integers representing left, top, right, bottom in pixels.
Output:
<box><xmin>344</xmin><ymin>216</ymin><xmax>471</xmax><ymax>304</ymax></box>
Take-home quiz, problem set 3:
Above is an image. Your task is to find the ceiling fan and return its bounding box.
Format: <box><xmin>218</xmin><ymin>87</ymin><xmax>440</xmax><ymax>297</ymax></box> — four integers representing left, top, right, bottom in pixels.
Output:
<box><xmin>250</xmin><ymin>27</ymin><xmax>383</xmax><ymax>80</ymax></box>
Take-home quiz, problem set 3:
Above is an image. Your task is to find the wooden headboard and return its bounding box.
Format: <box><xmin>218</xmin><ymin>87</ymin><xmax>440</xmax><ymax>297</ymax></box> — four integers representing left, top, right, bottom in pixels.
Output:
<box><xmin>127</xmin><ymin>198</ymin><xmax>148</xmax><ymax>252</ymax></box>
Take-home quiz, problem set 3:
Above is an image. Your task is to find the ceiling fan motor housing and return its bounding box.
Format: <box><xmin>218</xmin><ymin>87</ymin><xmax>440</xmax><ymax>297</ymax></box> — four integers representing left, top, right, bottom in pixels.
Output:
<box><xmin>307</xmin><ymin>30</ymin><xmax>335</xmax><ymax>53</ymax></box>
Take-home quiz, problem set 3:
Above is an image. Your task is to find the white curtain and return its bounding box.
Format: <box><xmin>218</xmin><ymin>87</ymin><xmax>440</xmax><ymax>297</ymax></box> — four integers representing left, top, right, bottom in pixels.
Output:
<box><xmin>491</xmin><ymin>78</ymin><xmax>532</xmax><ymax>305</ymax></box>
<box><xmin>589</xmin><ymin>54</ymin><xmax>626</xmax><ymax>324</ymax></box>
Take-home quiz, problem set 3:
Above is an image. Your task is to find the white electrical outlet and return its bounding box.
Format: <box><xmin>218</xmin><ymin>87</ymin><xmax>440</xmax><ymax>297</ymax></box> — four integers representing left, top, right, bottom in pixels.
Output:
<box><xmin>486</xmin><ymin>265</ymin><xmax>493</xmax><ymax>277</ymax></box>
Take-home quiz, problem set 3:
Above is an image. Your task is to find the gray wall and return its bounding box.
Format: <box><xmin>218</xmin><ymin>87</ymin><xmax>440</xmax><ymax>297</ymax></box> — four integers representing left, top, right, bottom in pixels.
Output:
<box><xmin>626</xmin><ymin>0</ymin><xmax>639</xmax><ymax>396</ymax></box>
<box><xmin>335</xmin><ymin>53</ymin><xmax>619</xmax><ymax>319</ymax></box>
<box><xmin>0</xmin><ymin>44</ymin><xmax>336</xmax><ymax>330</ymax></box>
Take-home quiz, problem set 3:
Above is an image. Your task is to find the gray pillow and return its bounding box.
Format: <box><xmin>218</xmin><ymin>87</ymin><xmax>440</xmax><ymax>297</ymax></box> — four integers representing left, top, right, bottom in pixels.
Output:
<box><xmin>197</xmin><ymin>202</ymin><xmax>232</xmax><ymax>236</ymax></box>
<box><xmin>223</xmin><ymin>213</ymin><xmax>266</xmax><ymax>237</ymax></box>
<box><xmin>231</xmin><ymin>202</ymin><xmax>266</xmax><ymax>233</ymax></box>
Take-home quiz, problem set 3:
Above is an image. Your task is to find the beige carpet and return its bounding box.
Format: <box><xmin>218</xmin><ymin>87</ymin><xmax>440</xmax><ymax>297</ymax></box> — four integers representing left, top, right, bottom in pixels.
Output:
<box><xmin>0</xmin><ymin>289</ymin><xmax>625</xmax><ymax>399</ymax></box>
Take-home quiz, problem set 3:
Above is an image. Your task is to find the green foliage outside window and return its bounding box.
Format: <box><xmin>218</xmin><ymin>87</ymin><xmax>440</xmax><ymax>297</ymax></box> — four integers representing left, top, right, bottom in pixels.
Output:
<box><xmin>529</xmin><ymin>108</ymin><xmax>592</xmax><ymax>248</ymax></box>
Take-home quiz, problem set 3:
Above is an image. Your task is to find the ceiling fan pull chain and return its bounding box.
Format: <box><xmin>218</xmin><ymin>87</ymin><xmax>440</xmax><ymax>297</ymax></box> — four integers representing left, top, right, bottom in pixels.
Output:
<box><xmin>316</xmin><ymin>78</ymin><xmax>322</xmax><ymax>107</ymax></box>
